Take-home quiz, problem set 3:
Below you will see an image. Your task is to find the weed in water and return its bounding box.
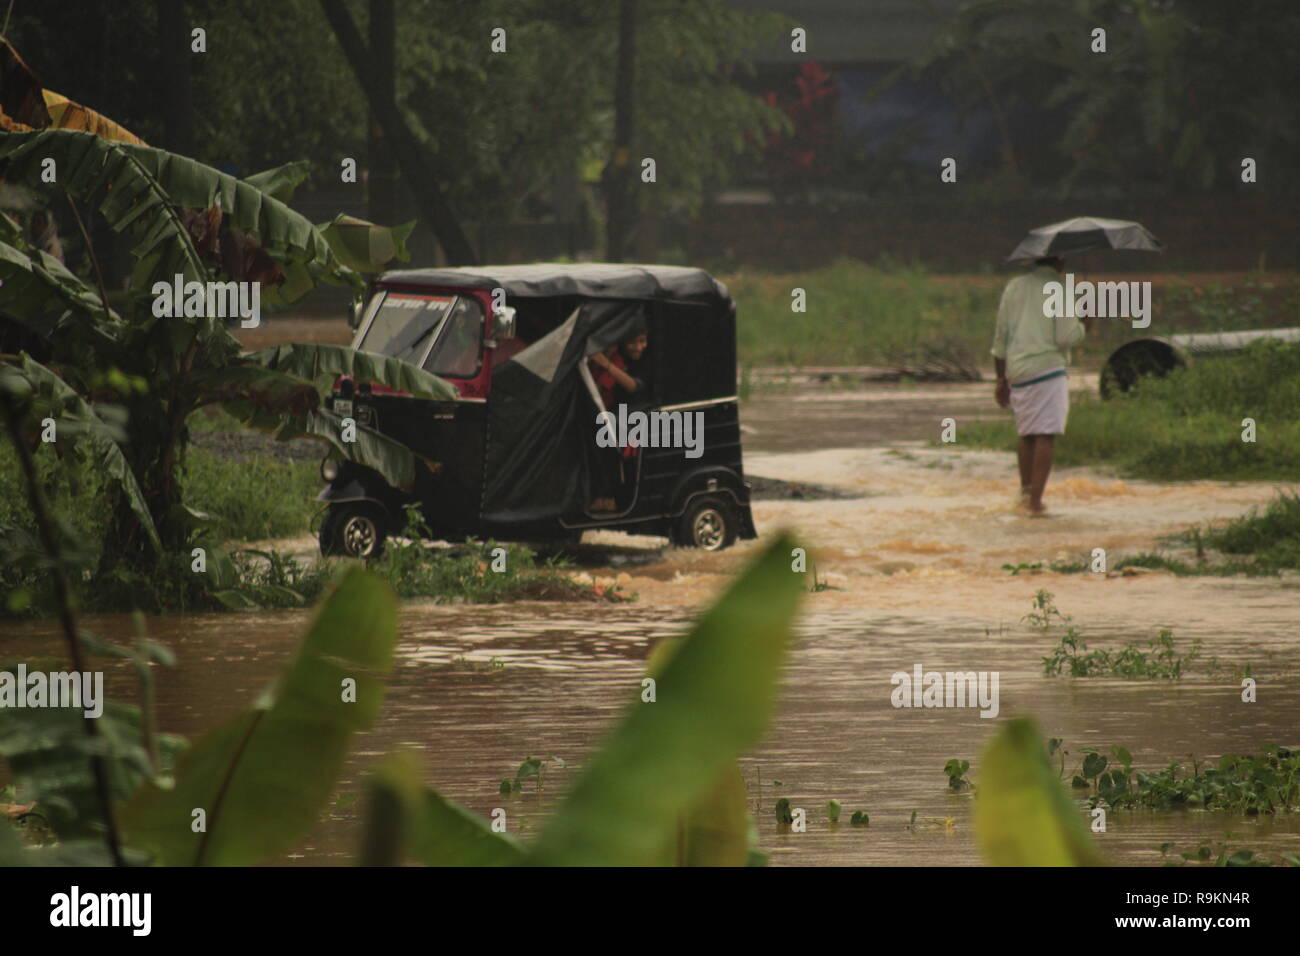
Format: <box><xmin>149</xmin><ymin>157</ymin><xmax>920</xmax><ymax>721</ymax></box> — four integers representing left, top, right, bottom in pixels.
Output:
<box><xmin>944</xmin><ymin>759</ymin><xmax>972</xmax><ymax>791</ymax></box>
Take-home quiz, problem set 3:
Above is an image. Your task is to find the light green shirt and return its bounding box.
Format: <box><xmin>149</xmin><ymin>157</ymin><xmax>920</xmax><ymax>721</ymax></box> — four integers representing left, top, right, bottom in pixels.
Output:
<box><xmin>990</xmin><ymin>265</ymin><xmax>1086</xmax><ymax>383</ymax></box>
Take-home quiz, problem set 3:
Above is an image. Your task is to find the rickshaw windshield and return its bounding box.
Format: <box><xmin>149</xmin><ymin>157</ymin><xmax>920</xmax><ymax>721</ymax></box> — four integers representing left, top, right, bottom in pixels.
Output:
<box><xmin>356</xmin><ymin>292</ymin><xmax>456</xmax><ymax>365</ymax></box>
<box><xmin>423</xmin><ymin>295</ymin><xmax>483</xmax><ymax>378</ymax></box>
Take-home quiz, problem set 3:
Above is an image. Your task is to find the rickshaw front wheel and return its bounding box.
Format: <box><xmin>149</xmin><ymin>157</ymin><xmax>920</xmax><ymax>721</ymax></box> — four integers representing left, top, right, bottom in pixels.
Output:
<box><xmin>321</xmin><ymin>503</ymin><xmax>388</xmax><ymax>558</ymax></box>
<box><xmin>674</xmin><ymin>496</ymin><xmax>737</xmax><ymax>551</ymax></box>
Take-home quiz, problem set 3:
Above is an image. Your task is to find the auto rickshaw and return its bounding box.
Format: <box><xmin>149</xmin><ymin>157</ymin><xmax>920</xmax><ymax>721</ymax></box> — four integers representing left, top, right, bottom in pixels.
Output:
<box><xmin>315</xmin><ymin>263</ymin><xmax>757</xmax><ymax>557</ymax></box>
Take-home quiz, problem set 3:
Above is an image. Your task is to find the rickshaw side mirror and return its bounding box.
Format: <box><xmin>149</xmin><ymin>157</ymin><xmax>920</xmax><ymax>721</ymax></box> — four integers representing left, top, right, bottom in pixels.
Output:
<box><xmin>347</xmin><ymin>297</ymin><xmax>364</xmax><ymax>330</ymax></box>
<box><xmin>492</xmin><ymin>305</ymin><xmax>518</xmax><ymax>341</ymax></box>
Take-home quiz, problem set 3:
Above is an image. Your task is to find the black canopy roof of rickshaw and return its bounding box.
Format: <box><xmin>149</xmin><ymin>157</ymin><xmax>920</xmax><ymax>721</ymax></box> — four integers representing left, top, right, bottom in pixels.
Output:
<box><xmin>378</xmin><ymin>263</ymin><xmax>731</xmax><ymax>306</ymax></box>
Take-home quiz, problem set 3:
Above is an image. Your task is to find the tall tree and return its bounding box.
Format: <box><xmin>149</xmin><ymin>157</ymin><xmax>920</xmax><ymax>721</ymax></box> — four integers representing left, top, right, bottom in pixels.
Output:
<box><xmin>367</xmin><ymin>0</ymin><xmax>399</xmax><ymax>227</ymax></box>
<box><xmin>318</xmin><ymin>0</ymin><xmax>477</xmax><ymax>264</ymax></box>
<box><xmin>603</xmin><ymin>0</ymin><xmax>638</xmax><ymax>262</ymax></box>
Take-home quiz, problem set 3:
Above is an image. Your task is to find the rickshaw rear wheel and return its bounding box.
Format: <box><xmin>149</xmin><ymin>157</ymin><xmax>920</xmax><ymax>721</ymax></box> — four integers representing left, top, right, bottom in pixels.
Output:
<box><xmin>674</xmin><ymin>496</ymin><xmax>737</xmax><ymax>551</ymax></box>
<box><xmin>320</xmin><ymin>503</ymin><xmax>388</xmax><ymax>558</ymax></box>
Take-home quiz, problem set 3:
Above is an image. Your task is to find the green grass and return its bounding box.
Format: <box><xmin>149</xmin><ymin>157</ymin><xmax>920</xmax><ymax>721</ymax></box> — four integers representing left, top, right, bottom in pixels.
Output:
<box><xmin>372</xmin><ymin>509</ymin><xmax>620</xmax><ymax>604</ymax></box>
<box><xmin>1198</xmin><ymin>491</ymin><xmax>1300</xmax><ymax>567</ymax></box>
<box><xmin>182</xmin><ymin>447</ymin><xmax>321</xmax><ymax>543</ymax></box>
<box><xmin>726</xmin><ymin>263</ymin><xmax>1300</xmax><ymax>371</ymax></box>
<box><xmin>728</xmin><ymin>259</ymin><xmax>1001</xmax><ymax>368</ymax></box>
<box><xmin>959</xmin><ymin>340</ymin><xmax>1300</xmax><ymax>480</ymax></box>
<box><xmin>1045</xmin><ymin>493</ymin><xmax>1300</xmax><ymax>579</ymax></box>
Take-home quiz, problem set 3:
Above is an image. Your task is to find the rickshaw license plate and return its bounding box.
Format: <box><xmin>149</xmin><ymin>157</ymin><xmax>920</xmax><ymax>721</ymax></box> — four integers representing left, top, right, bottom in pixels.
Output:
<box><xmin>334</xmin><ymin>400</ymin><xmax>353</xmax><ymax>417</ymax></box>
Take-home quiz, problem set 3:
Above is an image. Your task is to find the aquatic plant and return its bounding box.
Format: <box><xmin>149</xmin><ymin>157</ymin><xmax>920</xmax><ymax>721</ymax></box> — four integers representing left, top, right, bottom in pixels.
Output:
<box><xmin>944</xmin><ymin>759</ymin><xmax>973</xmax><ymax>791</ymax></box>
<box><xmin>1043</xmin><ymin>627</ymin><xmax>1201</xmax><ymax>679</ymax></box>
<box><xmin>1159</xmin><ymin>840</ymin><xmax>1300</xmax><ymax>867</ymax></box>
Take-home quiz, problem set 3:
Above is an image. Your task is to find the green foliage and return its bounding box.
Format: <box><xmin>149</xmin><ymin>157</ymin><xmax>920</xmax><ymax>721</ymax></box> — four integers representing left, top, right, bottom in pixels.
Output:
<box><xmin>773</xmin><ymin>797</ymin><xmax>793</xmax><ymax>824</ymax></box>
<box><xmin>676</xmin><ymin>766</ymin><xmax>751</xmax><ymax>866</ymax></box>
<box><xmin>215</xmin><ymin>550</ymin><xmax>334</xmax><ymax>610</ymax></box>
<box><xmin>825</xmin><ymin>798</ymin><xmax>841</xmax><ymax>823</ymax></box>
<box><xmin>974</xmin><ymin>717</ymin><xmax>1105</xmax><ymax>866</ymax></box>
<box><xmin>526</xmin><ymin>534</ymin><xmax>802</xmax><ymax>865</ymax></box>
<box><xmin>1161</xmin><ymin>840</ymin><xmax>1300</xmax><ymax>868</ymax></box>
<box><xmin>961</xmin><ymin>341</ymin><xmax>1300</xmax><ymax>481</ymax></box>
<box><xmin>0</xmin><ymin>130</ymin><xmax>355</xmax><ymax>308</ymax></box>
<box><xmin>118</xmin><ymin>567</ymin><xmax>397</xmax><ymax>865</ymax></box>
<box><xmin>1021</xmin><ymin>589</ymin><xmax>1070</xmax><ymax>629</ymax></box>
<box><xmin>906</xmin><ymin>0</ymin><xmax>1300</xmax><ymax>196</ymax></box>
<box><xmin>1061</xmin><ymin>740</ymin><xmax>1299</xmax><ymax>816</ymax></box>
<box><xmin>356</xmin><ymin>535</ymin><xmax>804</xmax><ymax>867</ymax></box>
<box><xmin>0</xmin><ymin>701</ymin><xmax>184</xmax><ymax>844</ymax></box>
<box><xmin>1043</xmin><ymin>627</ymin><xmax>1201</xmax><ymax>679</ymax></box>
<box><xmin>181</xmin><ymin>448</ymin><xmax>321</xmax><ymax>544</ymax></box>
<box><xmin>1</xmin><ymin>355</ymin><xmax>160</xmax><ymax>552</ymax></box>
<box><xmin>499</xmin><ymin>755</ymin><xmax>565</xmax><ymax>794</ymax></box>
<box><xmin>1195</xmin><ymin>492</ymin><xmax>1300</xmax><ymax>573</ymax></box>
<box><xmin>361</xmin><ymin>752</ymin><xmax>525</xmax><ymax>868</ymax></box>
<box><xmin>1028</xmin><ymin>592</ymin><xmax>1202</xmax><ymax>678</ymax></box>
<box><xmin>944</xmin><ymin>759</ymin><xmax>972</xmax><ymax>791</ymax></box>
<box><xmin>0</xmin><ymin>130</ymin><xmax>441</xmax><ymax>597</ymax></box>
<box><xmin>371</xmin><ymin>508</ymin><xmax>593</xmax><ymax>603</ymax></box>
<box><xmin>730</xmin><ymin>260</ymin><xmax>999</xmax><ymax>368</ymax></box>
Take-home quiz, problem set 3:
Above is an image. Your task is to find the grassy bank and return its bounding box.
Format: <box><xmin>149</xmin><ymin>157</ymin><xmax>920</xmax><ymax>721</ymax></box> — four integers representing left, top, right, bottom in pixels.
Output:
<box><xmin>728</xmin><ymin>260</ymin><xmax>1000</xmax><ymax>369</ymax></box>
<box><xmin>1057</xmin><ymin>492</ymin><xmax>1300</xmax><ymax>579</ymax></box>
<box><xmin>725</xmin><ymin>262</ymin><xmax>1300</xmax><ymax>371</ymax></box>
<box><xmin>184</xmin><ymin>448</ymin><xmax>321</xmax><ymax>543</ymax></box>
<box><xmin>1</xmin><ymin>413</ymin><xmax>612</xmax><ymax>616</ymax></box>
<box><xmin>958</xmin><ymin>340</ymin><xmax>1300</xmax><ymax>481</ymax></box>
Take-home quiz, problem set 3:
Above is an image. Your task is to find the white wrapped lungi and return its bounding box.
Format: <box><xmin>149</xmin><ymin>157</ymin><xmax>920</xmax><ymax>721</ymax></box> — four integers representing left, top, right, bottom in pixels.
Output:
<box><xmin>1009</xmin><ymin>368</ymin><xmax>1068</xmax><ymax>436</ymax></box>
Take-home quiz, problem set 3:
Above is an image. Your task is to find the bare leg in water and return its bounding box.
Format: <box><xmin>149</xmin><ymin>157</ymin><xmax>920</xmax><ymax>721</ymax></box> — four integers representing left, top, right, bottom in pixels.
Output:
<box><xmin>1026</xmin><ymin>434</ymin><xmax>1054</xmax><ymax>514</ymax></box>
<box><xmin>1016</xmin><ymin>436</ymin><xmax>1033</xmax><ymax>500</ymax></box>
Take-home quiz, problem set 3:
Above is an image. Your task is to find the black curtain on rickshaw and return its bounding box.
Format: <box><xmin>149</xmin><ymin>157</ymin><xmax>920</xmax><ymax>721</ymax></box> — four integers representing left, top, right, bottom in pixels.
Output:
<box><xmin>482</xmin><ymin>299</ymin><xmax>647</xmax><ymax>524</ymax></box>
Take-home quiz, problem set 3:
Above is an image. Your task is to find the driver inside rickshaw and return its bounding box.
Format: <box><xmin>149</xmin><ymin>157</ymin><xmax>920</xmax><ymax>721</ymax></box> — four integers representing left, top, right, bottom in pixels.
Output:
<box><xmin>588</xmin><ymin>322</ymin><xmax>649</xmax><ymax>512</ymax></box>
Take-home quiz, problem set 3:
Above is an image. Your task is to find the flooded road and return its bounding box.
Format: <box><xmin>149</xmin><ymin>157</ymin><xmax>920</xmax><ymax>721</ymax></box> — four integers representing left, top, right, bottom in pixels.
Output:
<box><xmin>5</xmin><ymin>378</ymin><xmax>1298</xmax><ymax>865</ymax></box>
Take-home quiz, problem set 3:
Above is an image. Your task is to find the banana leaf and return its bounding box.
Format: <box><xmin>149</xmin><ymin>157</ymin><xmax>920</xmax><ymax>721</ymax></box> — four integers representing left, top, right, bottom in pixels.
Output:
<box><xmin>0</xmin><ymin>130</ymin><xmax>360</xmax><ymax>310</ymax></box>
<box><xmin>974</xmin><ymin>717</ymin><xmax>1105</xmax><ymax>866</ymax></box>
<box><xmin>243</xmin><ymin>160</ymin><xmax>313</xmax><ymax>203</ymax></box>
<box><xmin>0</xmin><ymin>233</ymin><xmax>121</xmax><ymax>331</ymax></box>
<box><xmin>186</xmin><ymin>363</ymin><xmax>320</xmax><ymax>417</ymax></box>
<box><xmin>644</xmin><ymin>632</ymin><xmax>754</xmax><ymax>866</ymax></box>
<box><xmin>360</xmin><ymin>752</ymin><xmax>525</xmax><ymax>867</ymax></box>
<box><xmin>41</xmin><ymin>90</ymin><xmax>146</xmax><ymax>145</ymax></box>
<box><xmin>318</xmin><ymin>213</ymin><xmax>415</xmax><ymax>274</ymax></box>
<box><xmin>0</xmin><ymin>353</ymin><xmax>161</xmax><ymax>553</ymax></box>
<box><xmin>272</xmin><ymin>407</ymin><xmax>419</xmax><ymax>490</ymax></box>
<box><xmin>119</xmin><ymin>567</ymin><xmax>397</xmax><ymax>865</ymax></box>
<box><xmin>675</xmin><ymin>764</ymin><xmax>751</xmax><ymax>866</ymax></box>
<box><xmin>247</xmin><ymin>343</ymin><xmax>457</xmax><ymax>401</ymax></box>
<box><xmin>529</xmin><ymin>533</ymin><xmax>804</xmax><ymax>866</ymax></box>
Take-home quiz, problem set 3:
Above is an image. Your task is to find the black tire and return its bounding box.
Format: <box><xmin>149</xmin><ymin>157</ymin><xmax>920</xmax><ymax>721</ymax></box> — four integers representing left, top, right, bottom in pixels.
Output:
<box><xmin>673</xmin><ymin>495</ymin><xmax>737</xmax><ymax>551</ymax></box>
<box><xmin>320</xmin><ymin>503</ymin><xmax>388</xmax><ymax>558</ymax></box>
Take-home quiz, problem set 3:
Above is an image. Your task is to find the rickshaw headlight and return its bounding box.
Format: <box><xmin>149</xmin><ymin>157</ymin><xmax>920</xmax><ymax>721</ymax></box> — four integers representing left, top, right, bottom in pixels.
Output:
<box><xmin>321</xmin><ymin>458</ymin><xmax>340</xmax><ymax>482</ymax></box>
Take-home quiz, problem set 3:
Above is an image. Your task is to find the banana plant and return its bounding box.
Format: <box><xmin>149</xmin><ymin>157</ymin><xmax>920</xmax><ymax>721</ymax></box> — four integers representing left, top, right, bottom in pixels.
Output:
<box><xmin>0</xmin><ymin>128</ymin><xmax>448</xmax><ymax>580</ymax></box>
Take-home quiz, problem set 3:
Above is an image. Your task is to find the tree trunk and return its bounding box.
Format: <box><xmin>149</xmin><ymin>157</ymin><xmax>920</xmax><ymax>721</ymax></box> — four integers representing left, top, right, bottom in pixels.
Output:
<box><xmin>367</xmin><ymin>0</ymin><xmax>400</xmax><ymax>227</ymax></box>
<box><xmin>318</xmin><ymin>0</ymin><xmax>478</xmax><ymax>265</ymax></box>
<box><xmin>603</xmin><ymin>0</ymin><xmax>638</xmax><ymax>262</ymax></box>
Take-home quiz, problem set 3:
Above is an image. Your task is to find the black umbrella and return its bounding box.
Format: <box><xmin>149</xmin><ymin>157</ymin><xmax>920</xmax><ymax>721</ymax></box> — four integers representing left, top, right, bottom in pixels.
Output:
<box><xmin>1006</xmin><ymin>216</ymin><xmax>1164</xmax><ymax>263</ymax></box>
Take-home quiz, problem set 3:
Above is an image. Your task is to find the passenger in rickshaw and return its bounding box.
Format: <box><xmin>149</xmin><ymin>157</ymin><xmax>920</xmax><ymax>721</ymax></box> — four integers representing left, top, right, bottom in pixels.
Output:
<box><xmin>589</xmin><ymin>326</ymin><xmax>647</xmax><ymax>406</ymax></box>
<box><xmin>588</xmin><ymin>322</ymin><xmax>649</xmax><ymax>512</ymax></box>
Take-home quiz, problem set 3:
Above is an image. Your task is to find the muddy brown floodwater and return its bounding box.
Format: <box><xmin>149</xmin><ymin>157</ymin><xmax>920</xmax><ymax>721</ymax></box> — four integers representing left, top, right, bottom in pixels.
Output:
<box><xmin>5</xmin><ymin>378</ymin><xmax>1299</xmax><ymax>866</ymax></box>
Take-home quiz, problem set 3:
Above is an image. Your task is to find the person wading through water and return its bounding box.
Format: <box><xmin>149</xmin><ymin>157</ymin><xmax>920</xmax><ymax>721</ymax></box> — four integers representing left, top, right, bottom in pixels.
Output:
<box><xmin>990</xmin><ymin>255</ymin><xmax>1093</xmax><ymax>515</ymax></box>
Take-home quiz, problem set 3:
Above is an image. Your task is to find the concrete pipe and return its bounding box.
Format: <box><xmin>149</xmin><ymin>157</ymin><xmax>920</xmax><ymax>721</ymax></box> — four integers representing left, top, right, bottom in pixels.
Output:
<box><xmin>1100</xmin><ymin>328</ymin><xmax>1300</xmax><ymax>398</ymax></box>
